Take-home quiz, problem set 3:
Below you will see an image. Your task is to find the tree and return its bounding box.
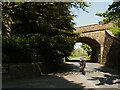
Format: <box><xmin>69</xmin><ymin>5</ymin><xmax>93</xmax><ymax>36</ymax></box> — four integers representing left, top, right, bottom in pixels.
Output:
<box><xmin>2</xmin><ymin>2</ymin><xmax>89</xmax><ymax>63</ymax></box>
<box><xmin>81</xmin><ymin>43</ymin><xmax>92</xmax><ymax>56</ymax></box>
<box><xmin>2</xmin><ymin>2</ymin><xmax>88</xmax><ymax>36</ymax></box>
<box><xmin>108</xmin><ymin>1</ymin><xmax>120</xmax><ymax>27</ymax></box>
<box><xmin>96</xmin><ymin>1</ymin><xmax>120</xmax><ymax>27</ymax></box>
<box><xmin>96</xmin><ymin>1</ymin><xmax>120</xmax><ymax>37</ymax></box>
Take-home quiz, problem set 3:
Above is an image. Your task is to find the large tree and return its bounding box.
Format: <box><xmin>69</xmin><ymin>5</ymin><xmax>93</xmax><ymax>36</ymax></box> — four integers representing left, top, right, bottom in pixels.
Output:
<box><xmin>2</xmin><ymin>2</ymin><xmax>89</xmax><ymax>63</ymax></box>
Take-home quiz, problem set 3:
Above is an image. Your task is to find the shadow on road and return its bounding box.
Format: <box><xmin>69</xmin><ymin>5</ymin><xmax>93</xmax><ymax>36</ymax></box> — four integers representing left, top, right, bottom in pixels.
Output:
<box><xmin>51</xmin><ymin>63</ymin><xmax>80</xmax><ymax>74</ymax></box>
<box><xmin>87</xmin><ymin>66</ymin><xmax>120</xmax><ymax>86</ymax></box>
<box><xmin>3</xmin><ymin>74</ymin><xmax>85</xmax><ymax>88</ymax></box>
<box><xmin>88</xmin><ymin>74</ymin><xmax>120</xmax><ymax>86</ymax></box>
<box><xmin>2</xmin><ymin>62</ymin><xmax>86</xmax><ymax>88</ymax></box>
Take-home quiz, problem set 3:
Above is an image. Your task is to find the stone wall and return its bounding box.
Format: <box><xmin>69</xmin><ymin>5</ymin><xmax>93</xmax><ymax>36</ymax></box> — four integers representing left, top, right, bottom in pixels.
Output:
<box><xmin>75</xmin><ymin>23</ymin><xmax>113</xmax><ymax>33</ymax></box>
<box><xmin>2</xmin><ymin>63</ymin><xmax>46</xmax><ymax>79</ymax></box>
<box><xmin>2</xmin><ymin>62</ymin><xmax>61</xmax><ymax>79</ymax></box>
<box><xmin>81</xmin><ymin>30</ymin><xmax>106</xmax><ymax>46</ymax></box>
<box><xmin>103</xmin><ymin>30</ymin><xmax>120</xmax><ymax>69</ymax></box>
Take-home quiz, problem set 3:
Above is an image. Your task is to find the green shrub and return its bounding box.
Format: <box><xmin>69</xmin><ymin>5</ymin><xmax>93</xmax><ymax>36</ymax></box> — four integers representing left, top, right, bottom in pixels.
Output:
<box><xmin>109</xmin><ymin>27</ymin><xmax>120</xmax><ymax>37</ymax></box>
<box><xmin>2</xmin><ymin>36</ymin><xmax>34</xmax><ymax>63</ymax></box>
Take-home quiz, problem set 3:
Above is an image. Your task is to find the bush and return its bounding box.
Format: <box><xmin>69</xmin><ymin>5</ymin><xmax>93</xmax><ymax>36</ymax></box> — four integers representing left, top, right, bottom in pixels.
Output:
<box><xmin>2</xmin><ymin>36</ymin><xmax>34</xmax><ymax>63</ymax></box>
<box><xmin>109</xmin><ymin>27</ymin><xmax>120</xmax><ymax>37</ymax></box>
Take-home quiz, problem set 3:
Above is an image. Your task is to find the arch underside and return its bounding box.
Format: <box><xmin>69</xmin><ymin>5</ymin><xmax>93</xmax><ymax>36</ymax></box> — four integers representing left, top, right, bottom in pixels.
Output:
<box><xmin>77</xmin><ymin>37</ymin><xmax>101</xmax><ymax>62</ymax></box>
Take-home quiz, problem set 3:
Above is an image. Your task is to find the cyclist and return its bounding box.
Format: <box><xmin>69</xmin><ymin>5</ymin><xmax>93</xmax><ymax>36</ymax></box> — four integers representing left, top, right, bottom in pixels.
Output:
<box><xmin>79</xmin><ymin>57</ymin><xmax>86</xmax><ymax>75</ymax></box>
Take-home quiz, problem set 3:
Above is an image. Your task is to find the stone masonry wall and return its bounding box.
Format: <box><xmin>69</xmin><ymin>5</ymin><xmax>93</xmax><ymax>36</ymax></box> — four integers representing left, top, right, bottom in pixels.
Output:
<box><xmin>103</xmin><ymin>30</ymin><xmax>120</xmax><ymax>69</ymax></box>
<box><xmin>2</xmin><ymin>63</ymin><xmax>45</xmax><ymax>79</ymax></box>
<box><xmin>81</xmin><ymin>30</ymin><xmax>105</xmax><ymax>45</ymax></box>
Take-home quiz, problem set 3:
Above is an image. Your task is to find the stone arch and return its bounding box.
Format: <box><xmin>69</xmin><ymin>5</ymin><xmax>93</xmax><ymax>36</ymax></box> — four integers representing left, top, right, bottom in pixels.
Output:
<box><xmin>77</xmin><ymin>37</ymin><xmax>101</xmax><ymax>62</ymax></box>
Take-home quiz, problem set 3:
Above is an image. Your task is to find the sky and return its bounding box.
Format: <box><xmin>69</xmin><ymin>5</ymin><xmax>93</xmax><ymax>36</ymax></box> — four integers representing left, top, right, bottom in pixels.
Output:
<box><xmin>72</xmin><ymin>1</ymin><xmax>113</xmax><ymax>49</ymax></box>
<box><xmin>71</xmin><ymin>1</ymin><xmax>113</xmax><ymax>27</ymax></box>
<box><xmin>74</xmin><ymin>43</ymin><xmax>82</xmax><ymax>49</ymax></box>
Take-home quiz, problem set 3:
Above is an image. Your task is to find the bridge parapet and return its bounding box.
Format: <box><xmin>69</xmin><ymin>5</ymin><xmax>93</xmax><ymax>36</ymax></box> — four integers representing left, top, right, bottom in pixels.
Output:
<box><xmin>74</xmin><ymin>23</ymin><xmax>113</xmax><ymax>33</ymax></box>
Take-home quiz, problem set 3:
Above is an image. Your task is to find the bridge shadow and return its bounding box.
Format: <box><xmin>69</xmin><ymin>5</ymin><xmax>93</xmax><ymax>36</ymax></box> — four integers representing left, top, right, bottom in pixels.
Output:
<box><xmin>65</xmin><ymin>59</ymin><xmax>98</xmax><ymax>63</ymax></box>
<box><xmin>87</xmin><ymin>66</ymin><xmax>120</xmax><ymax>86</ymax></box>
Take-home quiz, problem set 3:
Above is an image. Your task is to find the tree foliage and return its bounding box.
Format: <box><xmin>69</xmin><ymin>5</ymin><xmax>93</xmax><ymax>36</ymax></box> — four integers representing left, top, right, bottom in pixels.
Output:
<box><xmin>81</xmin><ymin>43</ymin><xmax>92</xmax><ymax>55</ymax></box>
<box><xmin>2</xmin><ymin>2</ymin><xmax>88</xmax><ymax>63</ymax></box>
<box><xmin>96</xmin><ymin>1</ymin><xmax>120</xmax><ymax>37</ymax></box>
<box><xmin>69</xmin><ymin>48</ymin><xmax>87</xmax><ymax>58</ymax></box>
<box><xmin>2</xmin><ymin>36</ymin><xmax>34</xmax><ymax>63</ymax></box>
<box><xmin>109</xmin><ymin>27</ymin><xmax>120</xmax><ymax>36</ymax></box>
<box><xmin>96</xmin><ymin>1</ymin><xmax>120</xmax><ymax>26</ymax></box>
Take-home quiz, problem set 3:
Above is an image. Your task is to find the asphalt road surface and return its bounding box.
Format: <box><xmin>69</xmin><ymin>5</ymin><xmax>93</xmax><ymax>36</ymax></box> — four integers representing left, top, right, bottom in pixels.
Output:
<box><xmin>2</xmin><ymin>57</ymin><xmax>120</xmax><ymax>89</ymax></box>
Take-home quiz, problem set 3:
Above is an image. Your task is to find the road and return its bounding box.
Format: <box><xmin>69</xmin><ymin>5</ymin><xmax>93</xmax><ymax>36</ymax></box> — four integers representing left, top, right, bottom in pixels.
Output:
<box><xmin>2</xmin><ymin>57</ymin><xmax>120</xmax><ymax>89</ymax></box>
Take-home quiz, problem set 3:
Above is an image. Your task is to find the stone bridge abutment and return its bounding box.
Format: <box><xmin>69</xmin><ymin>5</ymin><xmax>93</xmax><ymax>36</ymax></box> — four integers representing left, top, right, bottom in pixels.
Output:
<box><xmin>74</xmin><ymin>23</ymin><xmax>120</xmax><ymax>69</ymax></box>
